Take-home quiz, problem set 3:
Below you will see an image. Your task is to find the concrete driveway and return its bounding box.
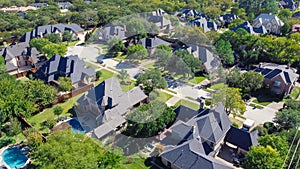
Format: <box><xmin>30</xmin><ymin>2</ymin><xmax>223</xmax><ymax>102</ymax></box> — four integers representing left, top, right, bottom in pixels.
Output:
<box><xmin>66</xmin><ymin>45</ymin><xmax>100</xmax><ymax>62</ymax></box>
<box><xmin>243</xmin><ymin>105</ymin><xmax>278</xmax><ymax>125</ymax></box>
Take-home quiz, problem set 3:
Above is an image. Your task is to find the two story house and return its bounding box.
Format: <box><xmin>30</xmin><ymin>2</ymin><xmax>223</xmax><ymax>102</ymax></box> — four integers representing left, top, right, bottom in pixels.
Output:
<box><xmin>76</xmin><ymin>77</ymin><xmax>149</xmax><ymax>139</ymax></box>
<box><xmin>0</xmin><ymin>42</ymin><xmax>44</xmax><ymax>77</ymax></box>
<box><xmin>254</xmin><ymin>62</ymin><xmax>299</xmax><ymax>96</ymax></box>
<box><xmin>36</xmin><ymin>54</ymin><xmax>95</xmax><ymax>89</ymax></box>
<box><xmin>253</xmin><ymin>14</ymin><xmax>284</xmax><ymax>34</ymax></box>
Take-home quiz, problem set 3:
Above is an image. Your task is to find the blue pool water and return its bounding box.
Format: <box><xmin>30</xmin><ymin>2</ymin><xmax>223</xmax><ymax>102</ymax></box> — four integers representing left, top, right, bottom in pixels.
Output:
<box><xmin>2</xmin><ymin>147</ymin><xmax>28</xmax><ymax>169</ymax></box>
<box><xmin>67</xmin><ymin>118</ymin><xmax>85</xmax><ymax>134</ymax></box>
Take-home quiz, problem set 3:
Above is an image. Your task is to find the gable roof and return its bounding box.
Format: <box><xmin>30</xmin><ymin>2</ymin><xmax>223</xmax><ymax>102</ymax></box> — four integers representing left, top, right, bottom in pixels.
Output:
<box><xmin>186</xmin><ymin>104</ymin><xmax>231</xmax><ymax>144</ymax></box>
<box><xmin>231</xmin><ymin>21</ymin><xmax>267</xmax><ymax>35</ymax></box>
<box><xmin>174</xmin><ymin>105</ymin><xmax>203</xmax><ymax>123</ymax></box>
<box><xmin>20</xmin><ymin>24</ymin><xmax>83</xmax><ymax>43</ymax></box>
<box><xmin>253</xmin><ymin>14</ymin><xmax>284</xmax><ymax>27</ymax></box>
<box><xmin>253</xmin><ymin>62</ymin><xmax>299</xmax><ymax>85</ymax></box>
<box><xmin>139</xmin><ymin>37</ymin><xmax>170</xmax><ymax>49</ymax></box>
<box><xmin>36</xmin><ymin>54</ymin><xmax>95</xmax><ymax>84</ymax></box>
<box><xmin>225</xmin><ymin>126</ymin><xmax>259</xmax><ymax>151</ymax></box>
<box><xmin>161</xmin><ymin>139</ymin><xmax>232</xmax><ymax>169</ymax></box>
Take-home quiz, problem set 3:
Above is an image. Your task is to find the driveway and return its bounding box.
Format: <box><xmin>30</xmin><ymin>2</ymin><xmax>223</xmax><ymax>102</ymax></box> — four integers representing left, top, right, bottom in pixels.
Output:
<box><xmin>243</xmin><ymin>105</ymin><xmax>278</xmax><ymax>125</ymax></box>
<box><xmin>66</xmin><ymin>45</ymin><xmax>100</xmax><ymax>62</ymax></box>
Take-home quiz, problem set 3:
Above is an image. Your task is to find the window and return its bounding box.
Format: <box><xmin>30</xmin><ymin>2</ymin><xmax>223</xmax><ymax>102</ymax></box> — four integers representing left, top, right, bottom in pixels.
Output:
<box><xmin>274</xmin><ymin>81</ymin><xmax>281</xmax><ymax>87</ymax></box>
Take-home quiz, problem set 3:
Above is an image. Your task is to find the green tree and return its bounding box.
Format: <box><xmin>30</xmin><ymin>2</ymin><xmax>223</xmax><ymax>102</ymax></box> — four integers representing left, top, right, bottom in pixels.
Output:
<box><xmin>6</xmin><ymin>118</ymin><xmax>22</xmax><ymax>137</ymax></box>
<box><xmin>238</xmin><ymin>0</ymin><xmax>278</xmax><ymax>16</ymax></box>
<box><xmin>96</xmin><ymin>70</ymin><xmax>102</xmax><ymax>80</ymax></box>
<box><xmin>126</xmin><ymin>44</ymin><xmax>148</xmax><ymax>60</ymax></box>
<box><xmin>136</xmin><ymin>69</ymin><xmax>167</xmax><ymax>94</ymax></box>
<box><xmin>54</xmin><ymin>106</ymin><xmax>63</xmax><ymax>120</ymax></box>
<box><xmin>29</xmin><ymin>38</ymin><xmax>51</xmax><ymax>51</ymax></box>
<box><xmin>107</xmin><ymin>37</ymin><xmax>125</xmax><ymax>53</ymax></box>
<box><xmin>280</xmin><ymin>22</ymin><xmax>291</xmax><ymax>35</ymax></box>
<box><xmin>44</xmin><ymin>33</ymin><xmax>62</xmax><ymax>43</ymax></box>
<box><xmin>126</xmin><ymin>101</ymin><xmax>175</xmax><ymax>137</ymax></box>
<box><xmin>226</xmin><ymin>68</ymin><xmax>241</xmax><ymax>88</ymax></box>
<box><xmin>124</xmin><ymin>18</ymin><xmax>147</xmax><ymax>38</ymax></box>
<box><xmin>62</xmin><ymin>31</ymin><xmax>73</xmax><ymax>42</ymax></box>
<box><xmin>58</xmin><ymin>77</ymin><xmax>73</xmax><ymax>92</ymax></box>
<box><xmin>117</xmin><ymin>69</ymin><xmax>129</xmax><ymax>84</ymax></box>
<box><xmin>173</xmin><ymin>49</ymin><xmax>201</xmax><ymax>74</ymax></box>
<box><xmin>243</xmin><ymin>146</ymin><xmax>283</xmax><ymax>169</ymax></box>
<box><xmin>42</xmin><ymin>43</ymin><xmax>67</xmax><ymax>59</ymax></box>
<box><xmin>215</xmin><ymin>39</ymin><xmax>234</xmax><ymax>65</ymax></box>
<box><xmin>273</xmin><ymin>109</ymin><xmax>300</xmax><ymax>130</ymax></box>
<box><xmin>23</xmin><ymin>129</ymin><xmax>43</xmax><ymax>150</ymax></box>
<box><xmin>30</xmin><ymin>130</ymin><xmax>112</xmax><ymax>169</ymax></box>
<box><xmin>156</xmin><ymin>44</ymin><xmax>172</xmax><ymax>52</ymax></box>
<box><xmin>154</xmin><ymin>49</ymin><xmax>172</xmax><ymax>70</ymax></box>
<box><xmin>278</xmin><ymin>9</ymin><xmax>292</xmax><ymax>21</ymax></box>
<box><xmin>258</xmin><ymin>135</ymin><xmax>289</xmax><ymax>157</ymax></box>
<box><xmin>212</xmin><ymin>87</ymin><xmax>246</xmax><ymax>115</ymax></box>
<box><xmin>0</xmin><ymin>56</ymin><xmax>6</xmax><ymax>74</ymax></box>
<box><xmin>241</xmin><ymin>72</ymin><xmax>264</xmax><ymax>92</ymax></box>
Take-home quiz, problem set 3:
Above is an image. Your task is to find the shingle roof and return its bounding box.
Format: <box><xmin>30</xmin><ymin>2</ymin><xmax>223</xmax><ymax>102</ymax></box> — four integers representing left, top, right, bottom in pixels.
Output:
<box><xmin>139</xmin><ymin>37</ymin><xmax>170</xmax><ymax>49</ymax></box>
<box><xmin>161</xmin><ymin>139</ymin><xmax>232</xmax><ymax>169</ymax></box>
<box><xmin>253</xmin><ymin>63</ymin><xmax>299</xmax><ymax>85</ymax></box>
<box><xmin>254</xmin><ymin>14</ymin><xmax>284</xmax><ymax>27</ymax></box>
<box><xmin>36</xmin><ymin>54</ymin><xmax>95</xmax><ymax>84</ymax></box>
<box><xmin>174</xmin><ymin>105</ymin><xmax>203</xmax><ymax>123</ymax></box>
<box><xmin>225</xmin><ymin>126</ymin><xmax>259</xmax><ymax>151</ymax></box>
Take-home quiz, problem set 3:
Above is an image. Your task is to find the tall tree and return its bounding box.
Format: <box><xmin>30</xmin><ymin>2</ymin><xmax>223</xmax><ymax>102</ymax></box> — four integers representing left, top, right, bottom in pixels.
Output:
<box><xmin>126</xmin><ymin>44</ymin><xmax>148</xmax><ymax>60</ymax></box>
<box><xmin>136</xmin><ymin>69</ymin><xmax>167</xmax><ymax>94</ymax></box>
<box><xmin>243</xmin><ymin>146</ymin><xmax>283</xmax><ymax>169</ymax></box>
<box><xmin>53</xmin><ymin>106</ymin><xmax>63</xmax><ymax>120</ymax></box>
<box><xmin>215</xmin><ymin>39</ymin><xmax>234</xmax><ymax>65</ymax></box>
<box><xmin>273</xmin><ymin>109</ymin><xmax>300</xmax><ymax>130</ymax></box>
<box><xmin>258</xmin><ymin>135</ymin><xmax>289</xmax><ymax>157</ymax></box>
<box><xmin>117</xmin><ymin>69</ymin><xmax>129</xmax><ymax>84</ymax></box>
<box><xmin>58</xmin><ymin>77</ymin><xmax>73</xmax><ymax>92</ymax></box>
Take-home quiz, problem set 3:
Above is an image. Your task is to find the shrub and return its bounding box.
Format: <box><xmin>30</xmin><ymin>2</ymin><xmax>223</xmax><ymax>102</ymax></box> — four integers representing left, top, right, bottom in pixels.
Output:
<box><xmin>255</xmin><ymin>126</ymin><xmax>268</xmax><ymax>136</ymax></box>
<box><xmin>0</xmin><ymin>137</ymin><xmax>16</xmax><ymax>149</ymax></box>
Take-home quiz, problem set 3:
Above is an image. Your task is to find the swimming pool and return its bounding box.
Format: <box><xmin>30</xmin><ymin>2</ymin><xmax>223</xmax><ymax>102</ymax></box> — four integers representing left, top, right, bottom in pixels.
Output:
<box><xmin>67</xmin><ymin>118</ymin><xmax>85</xmax><ymax>134</ymax></box>
<box><xmin>2</xmin><ymin>147</ymin><xmax>28</xmax><ymax>169</ymax></box>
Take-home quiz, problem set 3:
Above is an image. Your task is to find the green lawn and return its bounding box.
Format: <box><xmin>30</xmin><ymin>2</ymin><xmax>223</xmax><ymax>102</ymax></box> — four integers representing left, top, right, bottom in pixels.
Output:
<box><xmin>291</xmin><ymin>86</ymin><xmax>300</xmax><ymax>99</ymax></box>
<box><xmin>174</xmin><ymin>99</ymin><xmax>200</xmax><ymax>110</ymax></box>
<box><xmin>95</xmin><ymin>69</ymin><xmax>115</xmax><ymax>85</ymax></box>
<box><xmin>120</xmin><ymin>81</ymin><xmax>136</xmax><ymax>92</ymax></box>
<box><xmin>62</xmin><ymin>40</ymin><xmax>79</xmax><ymax>47</ymax></box>
<box><xmin>143</xmin><ymin>63</ymin><xmax>155</xmax><ymax>69</ymax></box>
<box><xmin>157</xmin><ymin>90</ymin><xmax>173</xmax><ymax>102</ymax></box>
<box><xmin>120</xmin><ymin>157</ymin><xmax>149</xmax><ymax>169</ymax></box>
<box><xmin>249</xmin><ymin>103</ymin><xmax>264</xmax><ymax>109</ymax></box>
<box><xmin>252</xmin><ymin>98</ymin><xmax>271</xmax><ymax>106</ymax></box>
<box><xmin>85</xmin><ymin>61</ymin><xmax>100</xmax><ymax>70</ymax></box>
<box><xmin>188</xmin><ymin>76</ymin><xmax>206</xmax><ymax>84</ymax></box>
<box><xmin>209</xmin><ymin>83</ymin><xmax>228</xmax><ymax>90</ymax></box>
<box><xmin>28</xmin><ymin>94</ymin><xmax>83</xmax><ymax>133</ymax></box>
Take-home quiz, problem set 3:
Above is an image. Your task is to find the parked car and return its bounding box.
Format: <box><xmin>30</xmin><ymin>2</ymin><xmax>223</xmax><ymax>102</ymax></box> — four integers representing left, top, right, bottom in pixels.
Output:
<box><xmin>97</xmin><ymin>58</ymin><xmax>104</xmax><ymax>64</ymax></box>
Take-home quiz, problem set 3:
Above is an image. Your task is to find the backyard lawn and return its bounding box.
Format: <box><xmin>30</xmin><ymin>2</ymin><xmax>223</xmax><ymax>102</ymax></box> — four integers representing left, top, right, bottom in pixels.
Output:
<box><xmin>174</xmin><ymin>99</ymin><xmax>200</xmax><ymax>110</ymax></box>
<box><xmin>120</xmin><ymin>80</ymin><xmax>136</xmax><ymax>92</ymax></box>
<box><xmin>188</xmin><ymin>76</ymin><xmax>206</xmax><ymax>84</ymax></box>
<box><xmin>157</xmin><ymin>90</ymin><xmax>173</xmax><ymax>102</ymax></box>
<box><xmin>28</xmin><ymin>94</ymin><xmax>83</xmax><ymax>133</ymax></box>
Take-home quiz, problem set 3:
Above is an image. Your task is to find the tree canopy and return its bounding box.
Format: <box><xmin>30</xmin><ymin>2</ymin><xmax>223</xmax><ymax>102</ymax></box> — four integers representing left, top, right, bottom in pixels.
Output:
<box><xmin>30</xmin><ymin>130</ymin><xmax>122</xmax><ymax>169</ymax></box>
<box><xmin>136</xmin><ymin>69</ymin><xmax>167</xmax><ymax>94</ymax></box>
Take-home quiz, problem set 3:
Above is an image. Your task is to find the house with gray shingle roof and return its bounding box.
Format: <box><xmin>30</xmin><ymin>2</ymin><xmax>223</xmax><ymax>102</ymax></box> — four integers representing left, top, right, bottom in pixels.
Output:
<box><xmin>231</xmin><ymin>21</ymin><xmax>267</xmax><ymax>35</ymax></box>
<box><xmin>253</xmin><ymin>14</ymin><xmax>284</xmax><ymax>34</ymax></box>
<box><xmin>186</xmin><ymin>45</ymin><xmax>221</xmax><ymax>74</ymax></box>
<box><xmin>139</xmin><ymin>37</ymin><xmax>171</xmax><ymax>54</ymax></box>
<box><xmin>0</xmin><ymin>42</ymin><xmax>44</xmax><ymax>76</ymax></box>
<box><xmin>98</xmin><ymin>25</ymin><xmax>126</xmax><ymax>41</ymax></box>
<box><xmin>76</xmin><ymin>77</ymin><xmax>148</xmax><ymax>139</ymax></box>
<box><xmin>161</xmin><ymin>139</ymin><xmax>233</xmax><ymax>169</ymax></box>
<box><xmin>161</xmin><ymin>104</ymin><xmax>233</xmax><ymax>169</ymax></box>
<box><xmin>219</xmin><ymin>14</ymin><xmax>238</xmax><ymax>28</ymax></box>
<box><xmin>36</xmin><ymin>54</ymin><xmax>95</xmax><ymax>89</ymax></box>
<box><xmin>224</xmin><ymin>126</ymin><xmax>259</xmax><ymax>154</ymax></box>
<box><xmin>279</xmin><ymin>0</ymin><xmax>298</xmax><ymax>11</ymax></box>
<box><xmin>20</xmin><ymin>24</ymin><xmax>84</xmax><ymax>43</ymax></box>
<box><xmin>57</xmin><ymin>2</ymin><xmax>72</xmax><ymax>9</ymax></box>
<box><xmin>147</xmin><ymin>9</ymin><xmax>174</xmax><ymax>33</ymax></box>
<box><xmin>188</xmin><ymin>17</ymin><xmax>219</xmax><ymax>33</ymax></box>
<box><xmin>253</xmin><ymin>62</ymin><xmax>299</xmax><ymax>95</ymax></box>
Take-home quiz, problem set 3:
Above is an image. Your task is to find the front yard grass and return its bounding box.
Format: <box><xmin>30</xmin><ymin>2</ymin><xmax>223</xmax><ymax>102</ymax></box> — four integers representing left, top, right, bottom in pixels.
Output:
<box><xmin>85</xmin><ymin>61</ymin><xmax>100</xmax><ymax>70</ymax></box>
<box><xmin>229</xmin><ymin>117</ymin><xmax>243</xmax><ymax>128</ymax></box>
<box><xmin>209</xmin><ymin>83</ymin><xmax>228</xmax><ymax>90</ymax></box>
<box><xmin>95</xmin><ymin>69</ymin><xmax>115</xmax><ymax>85</ymax></box>
<box><xmin>188</xmin><ymin>76</ymin><xmax>206</xmax><ymax>84</ymax></box>
<box><xmin>174</xmin><ymin>99</ymin><xmax>200</xmax><ymax>111</ymax></box>
<box><xmin>290</xmin><ymin>86</ymin><xmax>300</xmax><ymax>99</ymax></box>
<box><xmin>252</xmin><ymin>98</ymin><xmax>272</xmax><ymax>106</ymax></box>
<box><xmin>157</xmin><ymin>90</ymin><xmax>173</xmax><ymax>102</ymax></box>
<box><xmin>143</xmin><ymin>63</ymin><xmax>155</xmax><ymax>70</ymax></box>
<box><xmin>120</xmin><ymin>80</ymin><xmax>136</xmax><ymax>92</ymax></box>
